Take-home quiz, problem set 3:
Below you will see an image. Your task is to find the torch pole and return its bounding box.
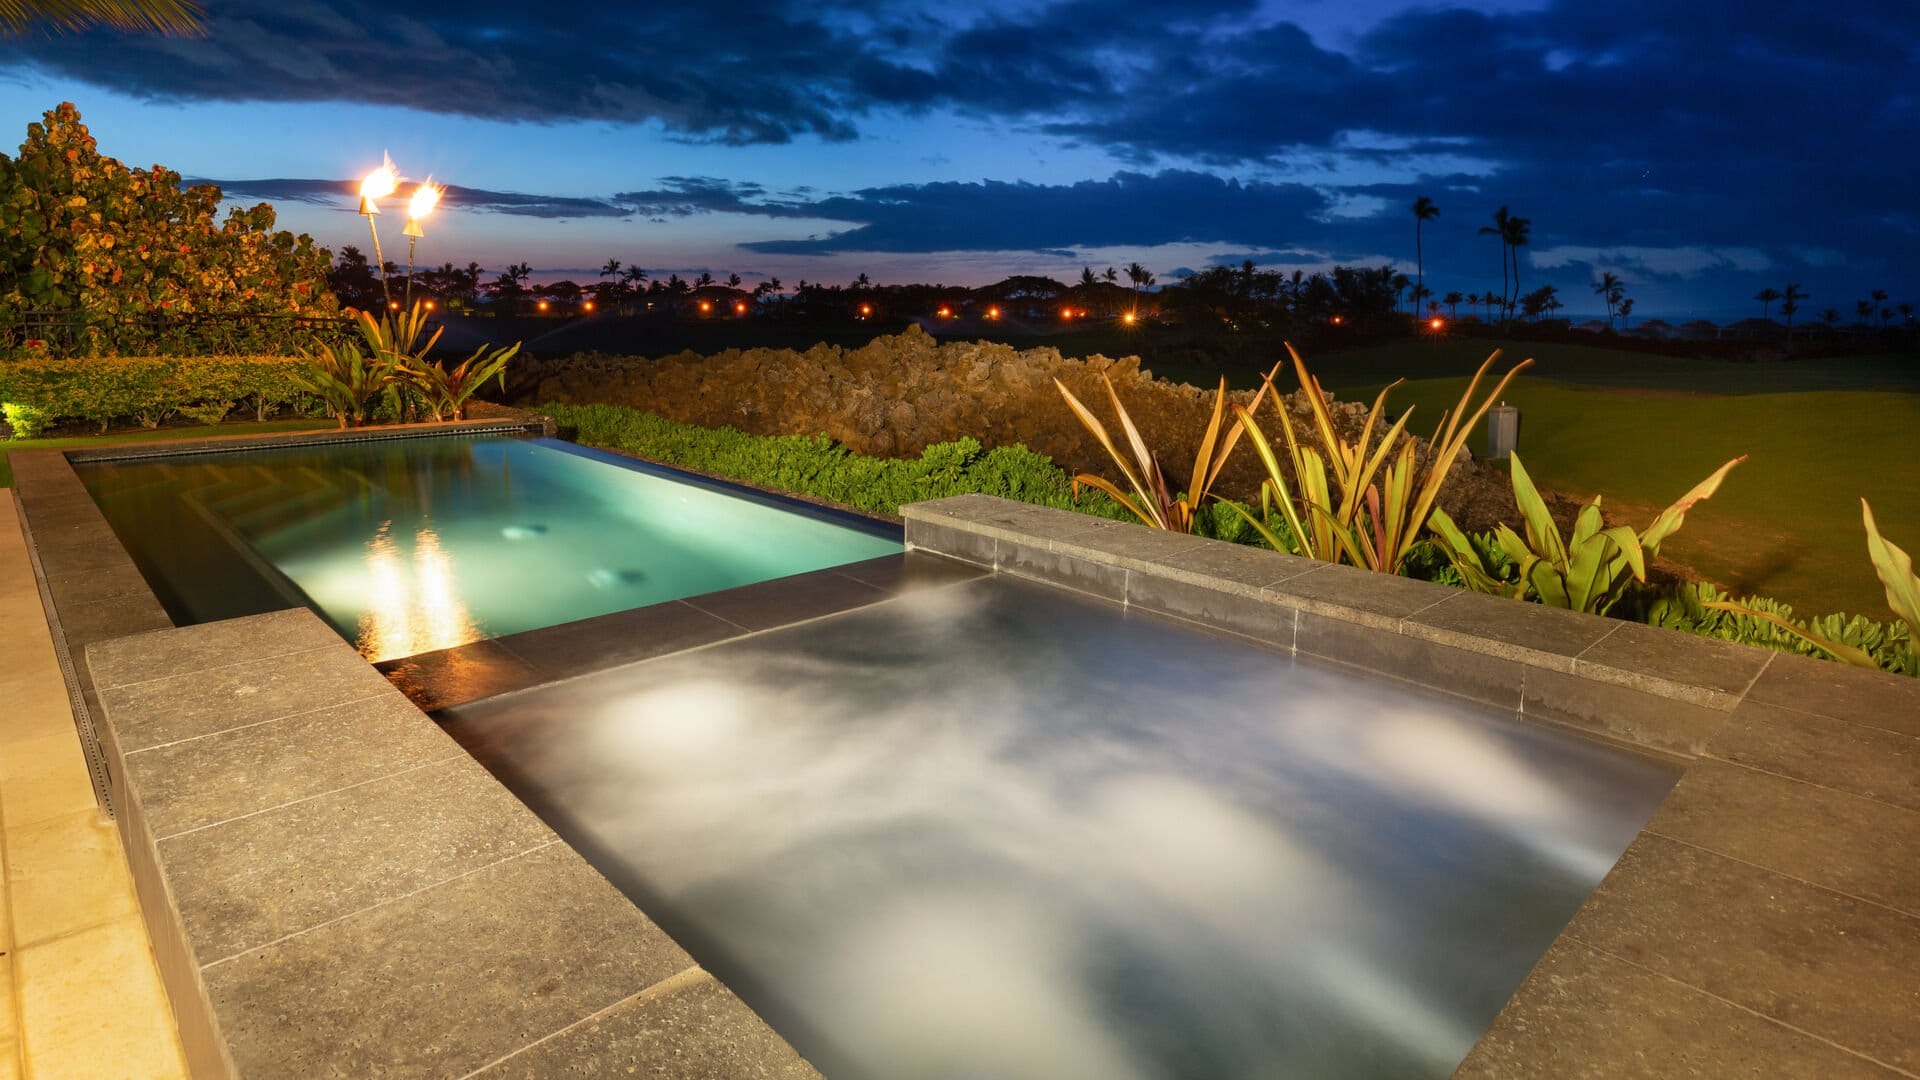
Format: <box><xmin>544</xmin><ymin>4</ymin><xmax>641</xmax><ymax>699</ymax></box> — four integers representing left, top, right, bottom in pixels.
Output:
<box><xmin>362</xmin><ymin>201</ymin><xmax>391</xmax><ymax>311</ymax></box>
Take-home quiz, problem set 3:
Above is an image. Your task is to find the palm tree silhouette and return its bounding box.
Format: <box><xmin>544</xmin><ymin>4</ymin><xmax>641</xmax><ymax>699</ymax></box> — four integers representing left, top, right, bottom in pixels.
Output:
<box><xmin>1618</xmin><ymin>297</ymin><xmax>1634</xmax><ymax>329</ymax></box>
<box><xmin>1501</xmin><ymin>214</ymin><xmax>1532</xmax><ymax>323</ymax></box>
<box><xmin>1479</xmin><ymin>207</ymin><xmax>1511</xmax><ymax>323</ymax></box>
<box><xmin>1871</xmin><ymin>289</ymin><xmax>1889</xmax><ymax>327</ymax></box>
<box><xmin>1820</xmin><ymin>308</ymin><xmax>1842</xmax><ymax>331</ymax></box>
<box><xmin>1754</xmin><ymin>287</ymin><xmax>1781</xmax><ymax>320</ymax></box>
<box><xmin>1443</xmin><ymin>290</ymin><xmax>1463</xmax><ymax>318</ymax></box>
<box><xmin>1125</xmin><ymin>262</ymin><xmax>1150</xmax><ymax>314</ymax></box>
<box><xmin>728</xmin><ymin>272</ymin><xmax>743</xmax><ymax>289</ymax></box>
<box><xmin>2</xmin><ymin>0</ymin><xmax>201</xmax><ymax>34</ymax></box>
<box><xmin>1103</xmin><ymin>266</ymin><xmax>1119</xmax><ymax>286</ymax></box>
<box><xmin>1412</xmin><ymin>196</ymin><xmax>1439</xmax><ymax>308</ymax></box>
<box><xmin>1856</xmin><ymin>299</ymin><xmax>1874</xmax><ymax>325</ymax></box>
<box><xmin>1593</xmin><ymin>271</ymin><xmax>1623</xmax><ymax>327</ymax></box>
<box><xmin>1782</xmin><ymin>282</ymin><xmax>1807</xmax><ymax>341</ymax></box>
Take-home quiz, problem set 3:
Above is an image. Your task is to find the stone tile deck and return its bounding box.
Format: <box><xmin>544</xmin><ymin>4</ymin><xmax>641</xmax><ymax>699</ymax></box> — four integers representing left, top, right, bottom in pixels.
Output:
<box><xmin>905</xmin><ymin>493</ymin><xmax>1920</xmax><ymax>1079</ymax></box>
<box><xmin>1</xmin><ymin>495</ymin><xmax>188</xmax><ymax>1080</ymax></box>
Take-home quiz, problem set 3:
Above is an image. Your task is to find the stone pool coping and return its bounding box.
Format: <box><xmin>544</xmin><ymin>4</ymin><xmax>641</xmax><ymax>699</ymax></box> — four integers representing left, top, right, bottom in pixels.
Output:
<box><xmin>904</xmin><ymin>493</ymin><xmax>1920</xmax><ymax>1079</ymax></box>
<box><xmin>9</xmin><ymin>419</ymin><xmax>831</xmax><ymax>1077</ymax></box>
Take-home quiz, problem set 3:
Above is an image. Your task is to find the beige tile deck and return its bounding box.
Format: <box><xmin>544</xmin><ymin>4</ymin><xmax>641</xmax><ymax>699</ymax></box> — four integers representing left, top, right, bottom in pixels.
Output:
<box><xmin>0</xmin><ymin>495</ymin><xmax>186</xmax><ymax>1080</ymax></box>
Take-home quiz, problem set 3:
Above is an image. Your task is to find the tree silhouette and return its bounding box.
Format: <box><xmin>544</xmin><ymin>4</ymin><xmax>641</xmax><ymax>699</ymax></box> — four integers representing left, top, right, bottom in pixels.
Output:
<box><xmin>1479</xmin><ymin>206</ymin><xmax>1511</xmax><ymax>323</ymax></box>
<box><xmin>1617</xmin><ymin>297</ymin><xmax>1634</xmax><ymax>329</ymax></box>
<box><xmin>1411</xmin><ymin>195</ymin><xmax>1438</xmax><ymax>309</ymax></box>
<box><xmin>1593</xmin><ymin>271</ymin><xmax>1623</xmax><ymax>327</ymax></box>
<box><xmin>1501</xmin><ymin>213</ymin><xmax>1532</xmax><ymax>323</ymax></box>
<box><xmin>1103</xmin><ymin>266</ymin><xmax>1118</xmax><ymax>286</ymax></box>
<box><xmin>1754</xmin><ymin>287</ymin><xmax>1780</xmax><ymax>320</ymax></box>
<box><xmin>728</xmin><ymin>272</ymin><xmax>742</xmax><ymax>289</ymax></box>
<box><xmin>1820</xmin><ymin>308</ymin><xmax>1842</xmax><ymax>330</ymax></box>
<box><xmin>1856</xmin><ymin>299</ymin><xmax>1874</xmax><ymax>325</ymax></box>
<box><xmin>1872</xmin><ymin>289</ymin><xmax>1889</xmax><ymax>327</ymax></box>
<box><xmin>1443</xmin><ymin>290</ymin><xmax>1463</xmax><ymax>318</ymax></box>
<box><xmin>1781</xmin><ymin>282</ymin><xmax>1807</xmax><ymax>340</ymax></box>
<box><xmin>1079</xmin><ymin>266</ymin><xmax>1097</xmax><ymax>289</ymax></box>
<box><xmin>695</xmin><ymin>271</ymin><xmax>714</xmax><ymax>288</ymax></box>
<box><xmin>1125</xmin><ymin>261</ymin><xmax>1150</xmax><ymax>313</ymax></box>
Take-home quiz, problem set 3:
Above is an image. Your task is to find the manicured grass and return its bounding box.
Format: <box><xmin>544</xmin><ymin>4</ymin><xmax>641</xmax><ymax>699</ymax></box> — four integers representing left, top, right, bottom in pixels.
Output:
<box><xmin>1350</xmin><ymin>374</ymin><xmax>1920</xmax><ymax>617</ymax></box>
<box><xmin>0</xmin><ymin>419</ymin><xmax>334</xmax><ymax>488</ymax></box>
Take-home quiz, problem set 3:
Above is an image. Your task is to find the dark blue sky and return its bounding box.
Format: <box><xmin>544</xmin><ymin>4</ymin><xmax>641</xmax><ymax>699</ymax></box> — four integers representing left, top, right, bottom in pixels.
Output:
<box><xmin>2</xmin><ymin>0</ymin><xmax>1914</xmax><ymax>316</ymax></box>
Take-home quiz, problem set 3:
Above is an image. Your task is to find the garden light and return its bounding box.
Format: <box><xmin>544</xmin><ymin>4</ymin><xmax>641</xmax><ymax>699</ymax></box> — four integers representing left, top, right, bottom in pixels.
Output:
<box><xmin>700</xmin><ymin>300</ymin><xmax>713</xmax><ymax>313</ymax></box>
<box><xmin>583</xmin><ymin>300</ymin><xmax>594</xmax><ymax>312</ymax></box>
<box><xmin>538</xmin><ymin>300</ymin><xmax>550</xmax><ymax>312</ymax></box>
<box><xmin>987</xmin><ymin>306</ymin><xmax>1000</xmax><ymax>319</ymax></box>
<box><xmin>1430</xmin><ymin>317</ymin><xmax>1444</xmax><ymax>330</ymax></box>
<box><xmin>1123</xmin><ymin>311</ymin><xmax>1137</xmax><ymax>325</ymax></box>
<box><xmin>735</xmin><ymin>301</ymin><xmax>748</xmax><ymax>315</ymax></box>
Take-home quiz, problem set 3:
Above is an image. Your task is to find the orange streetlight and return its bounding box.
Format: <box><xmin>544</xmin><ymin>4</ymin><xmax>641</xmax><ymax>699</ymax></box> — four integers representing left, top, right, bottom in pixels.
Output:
<box><xmin>1122</xmin><ymin>311</ymin><xmax>1137</xmax><ymax>326</ymax></box>
<box><xmin>986</xmin><ymin>305</ymin><xmax>1000</xmax><ymax>320</ymax></box>
<box><xmin>538</xmin><ymin>300</ymin><xmax>550</xmax><ymax>313</ymax></box>
<box><xmin>735</xmin><ymin>300</ymin><xmax>748</xmax><ymax>315</ymax></box>
<box><xmin>583</xmin><ymin>300</ymin><xmax>594</xmax><ymax>312</ymax></box>
<box><xmin>859</xmin><ymin>303</ymin><xmax>873</xmax><ymax>318</ymax></box>
<box><xmin>937</xmin><ymin>305</ymin><xmax>951</xmax><ymax>318</ymax></box>
<box><xmin>1429</xmin><ymin>317</ymin><xmax>1444</xmax><ymax>331</ymax></box>
<box><xmin>1331</xmin><ymin>314</ymin><xmax>1344</xmax><ymax>325</ymax></box>
<box><xmin>699</xmin><ymin>300</ymin><xmax>713</xmax><ymax>313</ymax></box>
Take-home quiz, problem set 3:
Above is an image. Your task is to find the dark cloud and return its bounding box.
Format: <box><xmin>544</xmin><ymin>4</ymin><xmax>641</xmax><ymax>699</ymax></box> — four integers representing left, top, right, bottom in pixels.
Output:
<box><xmin>200</xmin><ymin>177</ymin><xmax>632</xmax><ymax>219</ymax></box>
<box><xmin>736</xmin><ymin>170</ymin><xmax>1331</xmax><ymax>255</ymax></box>
<box><xmin>609</xmin><ymin>177</ymin><xmax>815</xmax><ymax>219</ymax></box>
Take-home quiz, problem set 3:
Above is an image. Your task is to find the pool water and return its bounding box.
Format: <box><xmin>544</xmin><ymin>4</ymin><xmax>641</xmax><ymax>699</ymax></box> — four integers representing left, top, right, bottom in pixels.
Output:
<box><xmin>443</xmin><ymin>575</ymin><xmax>1681</xmax><ymax>1079</ymax></box>
<box><xmin>76</xmin><ymin>434</ymin><xmax>900</xmax><ymax>662</ymax></box>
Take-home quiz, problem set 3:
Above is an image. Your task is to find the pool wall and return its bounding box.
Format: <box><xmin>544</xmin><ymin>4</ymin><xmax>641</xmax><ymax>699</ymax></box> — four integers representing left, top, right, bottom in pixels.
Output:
<box><xmin>903</xmin><ymin>494</ymin><xmax>1920</xmax><ymax>1078</ymax></box>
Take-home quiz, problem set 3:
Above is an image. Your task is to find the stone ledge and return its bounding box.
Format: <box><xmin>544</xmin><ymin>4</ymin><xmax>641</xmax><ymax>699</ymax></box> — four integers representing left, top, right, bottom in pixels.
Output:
<box><xmin>82</xmin><ymin>609</ymin><xmax>821</xmax><ymax>1079</ymax></box>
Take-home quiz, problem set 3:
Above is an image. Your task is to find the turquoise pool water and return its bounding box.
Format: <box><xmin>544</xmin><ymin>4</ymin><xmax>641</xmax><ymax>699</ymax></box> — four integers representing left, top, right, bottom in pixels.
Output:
<box><xmin>76</xmin><ymin>434</ymin><xmax>901</xmax><ymax>661</ymax></box>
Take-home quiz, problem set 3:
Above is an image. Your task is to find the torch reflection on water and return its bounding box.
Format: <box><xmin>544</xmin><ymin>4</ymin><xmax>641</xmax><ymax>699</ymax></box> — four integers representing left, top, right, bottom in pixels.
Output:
<box><xmin>356</xmin><ymin>522</ymin><xmax>481</xmax><ymax>661</ymax></box>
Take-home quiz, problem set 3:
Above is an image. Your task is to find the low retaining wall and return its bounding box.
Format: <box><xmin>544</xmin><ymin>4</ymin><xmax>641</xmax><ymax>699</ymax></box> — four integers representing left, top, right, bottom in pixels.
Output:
<box><xmin>903</xmin><ymin>493</ymin><xmax>1920</xmax><ymax>1078</ymax></box>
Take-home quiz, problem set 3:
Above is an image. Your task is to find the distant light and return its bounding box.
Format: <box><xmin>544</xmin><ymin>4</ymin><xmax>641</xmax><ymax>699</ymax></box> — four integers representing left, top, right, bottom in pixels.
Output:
<box><xmin>538</xmin><ymin>300</ymin><xmax>550</xmax><ymax>312</ymax></box>
<box><xmin>700</xmin><ymin>300</ymin><xmax>712</xmax><ymax>313</ymax></box>
<box><xmin>583</xmin><ymin>300</ymin><xmax>594</xmax><ymax>312</ymax></box>
<box><xmin>859</xmin><ymin>303</ymin><xmax>872</xmax><ymax>317</ymax></box>
<box><xmin>389</xmin><ymin>300</ymin><xmax>400</xmax><ymax>310</ymax></box>
<box><xmin>734</xmin><ymin>300</ymin><xmax>748</xmax><ymax>314</ymax></box>
<box><xmin>1430</xmin><ymin>317</ymin><xmax>1443</xmax><ymax>330</ymax></box>
<box><xmin>1061</xmin><ymin>306</ymin><xmax>1073</xmax><ymax>320</ymax></box>
<box><xmin>937</xmin><ymin>306</ymin><xmax>951</xmax><ymax>318</ymax></box>
<box><xmin>987</xmin><ymin>306</ymin><xmax>1000</xmax><ymax>319</ymax></box>
<box><xmin>1331</xmin><ymin>315</ymin><xmax>1344</xmax><ymax>325</ymax></box>
<box><xmin>424</xmin><ymin>300</ymin><xmax>435</xmax><ymax>310</ymax></box>
<box><xmin>1122</xmin><ymin>312</ymin><xmax>1137</xmax><ymax>325</ymax></box>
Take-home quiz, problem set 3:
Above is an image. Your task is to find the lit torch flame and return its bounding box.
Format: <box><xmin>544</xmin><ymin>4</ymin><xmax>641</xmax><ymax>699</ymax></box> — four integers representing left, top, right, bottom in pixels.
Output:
<box><xmin>359</xmin><ymin>153</ymin><xmax>398</xmax><ymax>213</ymax></box>
<box><xmin>408</xmin><ymin>179</ymin><xmax>443</xmax><ymax>223</ymax></box>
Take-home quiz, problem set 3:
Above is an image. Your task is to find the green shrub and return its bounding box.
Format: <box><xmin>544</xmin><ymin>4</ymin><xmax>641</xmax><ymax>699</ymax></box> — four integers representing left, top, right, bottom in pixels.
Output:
<box><xmin>0</xmin><ymin>355</ymin><xmax>309</xmax><ymax>432</ymax></box>
<box><xmin>548</xmin><ymin>401</ymin><xmax>1116</xmax><ymax>519</ymax></box>
<box><xmin>177</xmin><ymin>400</ymin><xmax>234</xmax><ymax>426</ymax></box>
<box><xmin>1647</xmin><ymin>583</ymin><xmax>1916</xmax><ymax>677</ymax></box>
<box><xmin>2</xmin><ymin>401</ymin><xmax>49</xmax><ymax>439</ymax></box>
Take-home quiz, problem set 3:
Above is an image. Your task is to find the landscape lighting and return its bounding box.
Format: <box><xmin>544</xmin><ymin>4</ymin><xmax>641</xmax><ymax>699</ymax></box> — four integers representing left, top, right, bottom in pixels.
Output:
<box><xmin>538</xmin><ymin>300</ymin><xmax>550</xmax><ymax>312</ymax></box>
<box><xmin>735</xmin><ymin>301</ymin><xmax>748</xmax><ymax>315</ymax></box>
<box><xmin>583</xmin><ymin>300</ymin><xmax>594</xmax><ymax>312</ymax></box>
<box><xmin>402</xmin><ymin>179</ymin><xmax>443</xmax><ymax>309</ymax></box>
<box><xmin>358</xmin><ymin>154</ymin><xmax>400</xmax><ymax>309</ymax></box>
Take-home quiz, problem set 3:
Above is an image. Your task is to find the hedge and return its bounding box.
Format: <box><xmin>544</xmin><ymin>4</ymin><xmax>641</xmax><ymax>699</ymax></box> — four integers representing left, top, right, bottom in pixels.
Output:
<box><xmin>0</xmin><ymin>355</ymin><xmax>312</xmax><ymax>434</ymax></box>
<box><xmin>549</xmin><ymin>400</ymin><xmax>1915</xmax><ymax>677</ymax></box>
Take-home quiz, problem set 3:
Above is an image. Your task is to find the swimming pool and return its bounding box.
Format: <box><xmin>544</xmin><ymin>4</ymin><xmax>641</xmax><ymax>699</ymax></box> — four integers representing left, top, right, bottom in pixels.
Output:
<box><xmin>75</xmin><ymin>433</ymin><xmax>901</xmax><ymax>662</ymax></box>
<box><xmin>444</xmin><ymin>574</ymin><xmax>1680</xmax><ymax>1079</ymax></box>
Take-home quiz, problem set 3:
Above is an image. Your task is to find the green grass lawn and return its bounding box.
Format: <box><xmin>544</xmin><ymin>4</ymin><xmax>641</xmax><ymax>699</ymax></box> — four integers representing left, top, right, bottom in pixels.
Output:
<box><xmin>0</xmin><ymin>419</ymin><xmax>334</xmax><ymax>488</ymax></box>
<box><xmin>1347</xmin><ymin>374</ymin><xmax>1920</xmax><ymax>618</ymax></box>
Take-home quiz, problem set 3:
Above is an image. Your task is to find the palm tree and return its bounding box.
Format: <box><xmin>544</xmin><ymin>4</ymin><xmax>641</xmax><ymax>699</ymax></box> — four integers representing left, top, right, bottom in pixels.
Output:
<box><xmin>1501</xmin><ymin>213</ymin><xmax>1532</xmax><ymax>322</ymax></box>
<box><xmin>1079</xmin><ymin>266</ymin><xmax>1098</xmax><ymax>289</ymax></box>
<box><xmin>1856</xmin><ymin>299</ymin><xmax>1874</xmax><ymax>325</ymax></box>
<box><xmin>1900</xmin><ymin>302</ymin><xmax>1914</xmax><ymax>325</ymax></box>
<box><xmin>1390</xmin><ymin>271</ymin><xmax>1411</xmax><ymax>313</ymax></box>
<box><xmin>1820</xmin><ymin>308</ymin><xmax>1842</xmax><ymax>331</ymax></box>
<box><xmin>1618</xmin><ymin>297</ymin><xmax>1634</xmax><ymax>329</ymax></box>
<box><xmin>1754</xmin><ymin>287</ymin><xmax>1781</xmax><ymax>320</ymax></box>
<box><xmin>1125</xmin><ymin>261</ymin><xmax>1150</xmax><ymax>313</ymax></box>
<box><xmin>1593</xmin><ymin>271</ymin><xmax>1623</xmax><ymax>327</ymax></box>
<box><xmin>1782</xmin><ymin>282</ymin><xmax>1807</xmax><ymax>341</ymax></box>
<box><xmin>1872</xmin><ymin>289</ymin><xmax>1889</xmax><ymax>327</ymax></box>
<box><xmin>621</xmin><ymin>264</ymin><xmax>648</xmax><ymax>292</ymax></box>
<box><xmin>1411</xmin><ymin>195</ymin><xmax>1439</xmax><ymax>307</ymax></box>
<box><xmin>1103</xmin><ymin>266</ymin><xmax>1118</xmax><ymax>286</ymax></box>
<box><xmin>1443</xmin><ymin>290</ymin><xmax>1463</xmax><ymax>318</ymax></box>
<box><xmin>1479</xmin><ymin>206</ymin><xmax>1512</xmax><ymax>322</ymax></box>
<box><xmin>2</xmin><ymin>0</ymin><xmax>202</xmax><ymax>34</ymax></box>
<box><xmin>727</xmin><ymin>272</ymin><xmax>742</xmax><ymax>289</ymax></box>
<box><xmin>695</xmin><ymin>271</ymin><xmax>714</xmax><ymax>289</ymax></box>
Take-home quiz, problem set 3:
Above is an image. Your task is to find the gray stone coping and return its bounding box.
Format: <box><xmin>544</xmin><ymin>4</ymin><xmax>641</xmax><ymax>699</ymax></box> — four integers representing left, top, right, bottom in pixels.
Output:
<box><xmin>903</xmin><ymin>493</ymin><xmax>1920</xmax><ymax>1079</ymax></box>
<box><xmin>81</xmin><ymin>607</ymin><xmax>821</xmax><ymax>1079</ymax></box>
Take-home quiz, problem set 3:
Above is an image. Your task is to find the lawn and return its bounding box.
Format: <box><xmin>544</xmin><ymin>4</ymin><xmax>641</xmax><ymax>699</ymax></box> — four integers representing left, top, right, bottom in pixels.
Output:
<box><xmin>1349</xmin><ymin>374</ymin><xmax>1920</xmax><ymax>618</ymax></box>
<box><xmin>0</xmin><ymin>420</ymin><xmax>334</xmax><ymax>488</ymax></box>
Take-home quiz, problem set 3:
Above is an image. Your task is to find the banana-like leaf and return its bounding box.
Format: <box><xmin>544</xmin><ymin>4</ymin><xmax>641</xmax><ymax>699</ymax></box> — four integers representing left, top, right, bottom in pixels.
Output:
<box><xmin>1702</xmin><ymin>600</ymin><xmax>1881</xmax><ymax>668</ymax></box>
<box><xmin>1641</xmin><ymin>455</ymin><xmax>1747</xmax><ymax>552</ymax></box>
<box><xmin>1863</xmin><ymin>499</ymin><xmax>1920</xmax><ymax>630</ymax></box>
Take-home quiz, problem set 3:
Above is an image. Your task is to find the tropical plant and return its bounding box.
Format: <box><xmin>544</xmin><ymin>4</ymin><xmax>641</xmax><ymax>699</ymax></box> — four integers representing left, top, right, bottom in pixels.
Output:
<box><xmin>295</xmin><ymin>340</ymin><xmax>399</xmax><ymax>429</ymax></box>
<box><xmin>1053</xmin><ymin>371</ymin><xmax>1271</xmax><ymax>533</ymax></box>
<box><xmin>1593</xmin><ymin>271</ymin><xmax>1623</xmax><ymax>327</ymax></box>
<box><xmin>1782</xmin><ymin>282</ymin><xmax>1807</xmax><ymax>339</ymax></box>
<box><xmin>1412</xmin><ymin>195</ymin><xmax>1439</xmax><ymax>306</ymax></box>
<box><xmin>1428</xmin><ymin>452</ymin><xmax>1743</xmax><ymax>615</ymax></box>
<box><xmin>1</xmin><ymin>0</ymin><xmax>202</xmax><ymax>35</ymax></box>
<box><xmin>1479</xmin><ymin>206</ymin><xmax>1511</xmax><ymax>322</ymax></box>
<box><xmin>1225</xmin><ymin>345</ymin><xmax>1530</xmax><ymax>573</ymax></box>
<box><xmin>1755</xmin><ymin>287</ymin><xmax>1781</xmax><ymax>320</ymax></box>
<box><xmin>1698</xmin><ymin>499</ymin><xmax>1918</xmax><ymax>670</ymax></box>
<box><xmin>400</xmin><ymin>340</ymin><xmax>520</xmax><ymax>421</ymax></box>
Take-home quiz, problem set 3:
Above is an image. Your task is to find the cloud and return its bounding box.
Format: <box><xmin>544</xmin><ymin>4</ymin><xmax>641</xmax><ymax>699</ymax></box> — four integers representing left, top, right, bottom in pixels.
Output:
<box><xmin>200</xmin><ymin>177</ymin><xmax>633</xmax><ymax>219</ymax></box>
<box><xmin>737</xmin><ymin>171</ymin><xmax>1333</xmax><ymax>255</ymax></box>
<box><xmin>1529</xmin><ymin>245</ymin><xmax>1773</xmax><ymax>279</ymax></box>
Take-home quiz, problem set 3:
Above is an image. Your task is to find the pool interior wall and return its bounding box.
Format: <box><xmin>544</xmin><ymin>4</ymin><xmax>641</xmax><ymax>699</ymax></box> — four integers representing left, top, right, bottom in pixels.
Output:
<box><xmin>443</xmin><ymin>575</ymin><xmax>1681</xmax><ymax>1080</ymax></box>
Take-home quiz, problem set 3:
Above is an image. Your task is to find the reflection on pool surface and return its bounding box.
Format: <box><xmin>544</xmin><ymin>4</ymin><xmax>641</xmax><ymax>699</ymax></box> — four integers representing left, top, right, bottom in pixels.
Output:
<box><xmin>75</xmin><ymin>435</ymin><xmax>900</xmax><ymax>661</ymax></box>
<box><xmin>444</xmin><ymin>575</ymin><xmax>1680</xmax><ymax>1079</ymax></box>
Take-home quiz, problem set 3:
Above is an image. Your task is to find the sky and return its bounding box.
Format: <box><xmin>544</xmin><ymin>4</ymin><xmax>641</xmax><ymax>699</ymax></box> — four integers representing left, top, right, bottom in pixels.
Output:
<box><xmin>1</xmin><ymin>0</ymin><xmax>1915</xmax><ymax>318</ymax></box>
